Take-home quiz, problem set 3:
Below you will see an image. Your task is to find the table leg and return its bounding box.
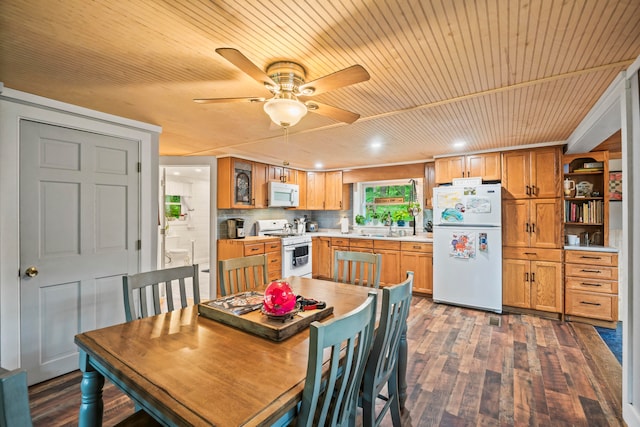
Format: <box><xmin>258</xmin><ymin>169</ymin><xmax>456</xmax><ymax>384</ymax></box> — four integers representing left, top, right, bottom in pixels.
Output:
<box><xmin>78</xmin><ymin>350</ymin><xmax>104</xmax><ymax>427</ymax></box>
<box><xmin>398</xmin><ymin>322</ymin><xmax>408</xmax><ymax>410</ymax></box>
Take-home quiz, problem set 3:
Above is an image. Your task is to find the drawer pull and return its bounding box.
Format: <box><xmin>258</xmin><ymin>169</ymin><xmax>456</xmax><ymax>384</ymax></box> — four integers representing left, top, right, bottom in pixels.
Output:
<box><xmin>251</xmin><ymin>247</ymin><xmax>260</xmax><ymax>252</ymax></box>
<box><xmin>580</xmin><ymin>255</ymin><xmax>602</xmax><ymax>260</ymax></box>
<box><xmin>524</xmin><ymin>252</ymin><xmax>536</xmax><ymax>255</ymax></box>
<box><xmin>580</xmin><ymin>301</ymin><xmax>601</xmax><ymax>306</ymax></box>
<box><xmin>581</xmin><ymin>269</ymin><xmax>601</xmax><ymax>273</ymax></box>
<box><xmin>413</xmin><ymin>245</ymin><xmax>421</xmax><ymax>249</ymax></box>
<box><xmin>581</xmin><ymin>282</ymin><xmax>602</xmax><ymax>287</ymax></box>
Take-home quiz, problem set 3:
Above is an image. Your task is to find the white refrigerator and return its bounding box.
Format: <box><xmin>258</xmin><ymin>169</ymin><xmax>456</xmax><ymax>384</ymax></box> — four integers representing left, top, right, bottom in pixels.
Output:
<box><xmin>432</xmin><ymin>182</ymin><xmax>502</xmax><ymax>313</ymax></box>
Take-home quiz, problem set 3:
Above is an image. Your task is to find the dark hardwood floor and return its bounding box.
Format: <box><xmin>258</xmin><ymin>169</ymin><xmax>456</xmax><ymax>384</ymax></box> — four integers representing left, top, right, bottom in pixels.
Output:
<box><xmin>28</xmin><ymin>296</ymin><xmax>622</xmax><ymax>426</ymax></box>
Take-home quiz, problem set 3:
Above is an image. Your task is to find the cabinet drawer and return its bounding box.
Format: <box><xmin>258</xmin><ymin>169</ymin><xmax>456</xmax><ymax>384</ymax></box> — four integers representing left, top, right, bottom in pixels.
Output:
<box><xmin>565</xmin><ymin>264</ymin><xmax>617</xmax><ymax>281</ymax></box>
<box><xmin>374</xmin><ymin>240</ymin><xmax>401</xmax><ymax>250</ymax></box>
<box><xmin>565</xmin><ymin>250</ymin><xmax>617</xmax><ymax>266</ymax></box>
<box><xmin>565</xmin><ymin>290</ymin><xmax>617</xmax><ymax>321</ymax></box>
<box><xmin>331</xmin><ymin>237</ymin><xmax>350</xmax><ymax>247</ymax></box>
<box><xmin>244</xmin><ymin>243</ymin><xmax>265</xmax><ymax>256</ymax></box>
<box><xmin>265</xmin><ymin>241</ymin><xmax>281</xmax><ymax>253</ymax></box>
<box><xmin>564</xmin><ymin>277</ymin><xmax>617</xmax><ymax>294</ymax></box>
<box><xmin>350</xmin><ymin>239</ymin><xmax>373</xmax><ymax>249</ymax></box>
<box><xmin>268</xmin><ymin>270</ymin><xmax>281</xmax><ymax>282</ymax></box>
<box><xmin>400</xmin><ymin>242</ymin><xmax>433</xmax><ymax>253</ymax></box>
<box><xmin>503</xmin><ymin>247</ymin><xmax>563</xmax><ymax>262</ymax></box>
<box><xmin>267</xmin><ymin>253</ymin><xmax>282</xmax><ymax>272</ymax></box>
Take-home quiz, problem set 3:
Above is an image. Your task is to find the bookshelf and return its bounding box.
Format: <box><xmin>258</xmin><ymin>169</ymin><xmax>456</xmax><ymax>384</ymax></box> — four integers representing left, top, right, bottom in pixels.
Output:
<box><xmin>562</xmin><ymin>151</ymin><xmax>609</xmax><ymax>246</ymax></box>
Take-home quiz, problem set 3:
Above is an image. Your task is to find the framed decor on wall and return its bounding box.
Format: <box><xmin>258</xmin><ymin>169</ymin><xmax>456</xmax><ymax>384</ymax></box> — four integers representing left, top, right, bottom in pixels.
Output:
<box><xmin>609</xmin><ymin>171</ymin><xmax>622</xmax><ymax>201</ymax></box>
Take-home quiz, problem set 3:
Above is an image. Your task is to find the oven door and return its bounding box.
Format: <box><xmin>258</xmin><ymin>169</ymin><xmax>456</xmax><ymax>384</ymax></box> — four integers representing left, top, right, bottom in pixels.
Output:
<box><xmin>283</xmin><ymin>243</ymin><xmax>312</xmax><ymax>277</ymax></box>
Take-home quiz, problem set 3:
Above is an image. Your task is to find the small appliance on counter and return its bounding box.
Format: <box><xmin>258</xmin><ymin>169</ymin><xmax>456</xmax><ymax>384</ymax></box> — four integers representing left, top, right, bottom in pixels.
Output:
<box><xmin>226</xmin><ymin>218</ymin><xmax>245</xmax><ymax>239</ymax></box>
<box><xmin>306</xmin><ymin>221</ymin><xmax>319</xmax><ymax>232</ymax></box>
<box><xmin>294</xmin><ymin>217</ymin><xmax>306</xmax><ymax>234</ymax></box>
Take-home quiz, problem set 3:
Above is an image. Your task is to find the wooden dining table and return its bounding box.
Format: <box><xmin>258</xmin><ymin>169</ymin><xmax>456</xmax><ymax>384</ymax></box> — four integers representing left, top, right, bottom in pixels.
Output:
<box><xmin>74</xmin><ymin>276</ymin><xmax>407</xmax><ymax>426</ymax></box>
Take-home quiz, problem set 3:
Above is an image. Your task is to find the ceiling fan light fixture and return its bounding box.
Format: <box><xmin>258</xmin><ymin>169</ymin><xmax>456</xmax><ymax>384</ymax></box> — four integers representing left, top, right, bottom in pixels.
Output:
<box><xmin>263</xmin><ymin>93</ymin><xmax>308</xmax><ymax>127</ymax></box>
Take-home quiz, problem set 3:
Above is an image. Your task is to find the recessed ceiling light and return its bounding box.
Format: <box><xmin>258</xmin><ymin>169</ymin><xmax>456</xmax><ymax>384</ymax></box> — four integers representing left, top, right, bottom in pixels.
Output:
<box><xmin>314</xmin><ymin>162</ymin><xmax>323</xmax><ymax>169</ymax></box>
<box><xmin>173</xmin><ymin>171</ymin><xmax>181</xmax><ymax>176</ymax></box>
<box><xmin>195</xmin><ymin>168</ymin><xmax>202</xmax><ymax>173</ymax></box>
<box><xmin>453</xmin><ymin>140</ymin><xmax>466</xmax><ymax>148</ymax></box>
<box><xmin>371</xmin><ymin>141</ymin><xmax>382</xmax><ymax>148</ymax></box>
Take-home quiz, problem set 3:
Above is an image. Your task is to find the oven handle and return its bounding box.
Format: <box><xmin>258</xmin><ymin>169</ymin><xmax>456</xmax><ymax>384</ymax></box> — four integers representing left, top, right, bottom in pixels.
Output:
<box><xmin>284</xmin><ymin>246</ymin><xmax>309</xmax><ymax>251</ymax></box>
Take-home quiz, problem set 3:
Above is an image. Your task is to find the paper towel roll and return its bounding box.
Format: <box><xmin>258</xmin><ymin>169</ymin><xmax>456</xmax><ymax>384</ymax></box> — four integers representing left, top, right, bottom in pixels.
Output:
<box><xmin>340</xmin><ymin>217</ymin><xmax>349</xmax><ymax>233</ymax></box>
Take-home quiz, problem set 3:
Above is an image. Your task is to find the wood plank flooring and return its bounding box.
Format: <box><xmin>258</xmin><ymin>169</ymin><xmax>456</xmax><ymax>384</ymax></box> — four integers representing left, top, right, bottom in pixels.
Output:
<box><xmin>28</xmin><ymin>296</ymin><xmax>622</xmax><ymax>426</ymax></box>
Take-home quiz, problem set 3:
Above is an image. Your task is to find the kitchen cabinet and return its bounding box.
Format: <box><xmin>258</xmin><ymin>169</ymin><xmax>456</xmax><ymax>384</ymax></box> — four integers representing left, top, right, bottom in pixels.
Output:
<box><xmin>565</xmin><ymin>250</ymin><xmax>618</xmax><ymax>325</ymax></box>
<box><xmin>218</xmin><ymin>158</ymin><xmax>270</xmax><ymax>209</ymax></box>
<box><xmin>400</xmin><ymin>242</ymin><xmax>433</xmax><ymax>295</ymax></box>
<box><xmin>434</xmin><ymin>152</ymin><xmax>501</xmax><ymax>184</ymax></box>
<box><xmin>330</xmin><ymin>237</ymin><xmax>350</xmax><ymax>279</ymax></box>
<box><xmin>502</xmin><ymin>198</ymin><xmax>562</xmax><ymax>248</ymax></box>
<box><xmin>424</xmin><ymin>162</ymin><xmax>435</xmax><ymax>209</ymax></box>
<box><xmin>562</xmin><ymin>151</ymin><xmax>609</xmax><ymax>246</ymax></box>
<box><xmin>502</xmin><ymin>147</ymin><xmax>561</xmax><ymax>199</ymax></box>
<box><xmin>312</xmin><ymin>237</ymin><xmax>332</xmax><ymax>279</ymax></box>
<box><xmin>502</xmin><ymin>247</ymin><xmax>563</xmax><ymax>313</ymax></box>
<box><xmin>268</xmin><ymin>165</ymin><xmax>296</xmax><ymax>184</ymax></box>
<box><xmin>306</xmin><ymin>171</ymin><xmax>348</xmax><ymax>210</ymax></box>
<box><xmin>293</xmin><ymin>170</ymin><xmax>307</xmax><ymax>210</ymax></box>
<box><xmin>217</xmin><ymin>236</ymin><xmax>281</xmax><ymax>295</ymax></box>
<box><xmin>374</xmin><ymin>240</ymin><xmax>402</xmax><ymax>287</ymax></box>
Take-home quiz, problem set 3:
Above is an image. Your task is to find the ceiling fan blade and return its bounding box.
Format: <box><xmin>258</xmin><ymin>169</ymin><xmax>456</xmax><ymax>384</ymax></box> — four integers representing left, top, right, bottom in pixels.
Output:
<box><xmin>298</xmin><ymin>65</ymin><xmax>370</xmax><ymax>96</ymax></box>
<box><xmin>306</xmin><ymin>101</ymin><xmax>360</xmax><ymax>124</ymax></box>
<box><xmin>193</xmin><ymin>97</ymin><xmax>266</xmax><ymax>104</ymax></box>
<box><xmin>215</xmin><ymin>48</ymin><xmax>278</xmax><ymax>89</ymax></box>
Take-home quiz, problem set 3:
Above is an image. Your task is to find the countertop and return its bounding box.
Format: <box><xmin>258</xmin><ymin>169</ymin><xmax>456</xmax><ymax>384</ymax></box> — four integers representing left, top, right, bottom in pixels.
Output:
<box><xmin>563</xmin><ymin>245</ymin><xmax>619</xmax><ymax>253</ymax></box>
<box><xmin>306</xmin><ymin>229</ymin><xmax>433</xmax><ymax>243</ymax></box>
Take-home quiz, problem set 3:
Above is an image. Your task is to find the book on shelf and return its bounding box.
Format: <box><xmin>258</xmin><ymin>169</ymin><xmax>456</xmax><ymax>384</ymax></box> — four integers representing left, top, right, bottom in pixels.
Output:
<box><xmin>571</xmin><ymin>167</ymin><xmax>603</xmax><ymax>173</ymax></box>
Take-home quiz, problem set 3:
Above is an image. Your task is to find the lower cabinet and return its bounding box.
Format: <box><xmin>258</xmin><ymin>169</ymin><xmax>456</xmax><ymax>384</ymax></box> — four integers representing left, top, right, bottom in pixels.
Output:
<box><xmin>564</xmin><ymin>249</ymin><xmax>618</xmax><ymax>323</ymax></box>
<box><xmin>400</xmin><ymin>242</ymin><xmax>433</xmax><ymax>295</ymax></box>
<box><xmin>502</xmin><ymin>247</ymin><xmax>563</xmax><ymax>313</ymax></box>
<box><xmin>373</xmin><ymin>240</ymin><xmax>402</xmax><ymax>287</ymax></box>
<box><xmin>217</xmin><ymin>237</ymin><xmax>281</xmax><ymax>295</ymax></box>
<box><xmin>265</xmin><ymin>240</ymin><xmax>282</xmax><ymax>282</ymax></box>
<box><xmin>312</xmin><ymin>237</ymin><xmax>332</xmax><ymax>279</ymax></box>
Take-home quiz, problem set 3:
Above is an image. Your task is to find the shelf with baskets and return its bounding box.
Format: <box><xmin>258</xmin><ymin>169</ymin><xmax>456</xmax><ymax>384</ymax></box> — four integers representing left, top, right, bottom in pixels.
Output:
<box><xmin>562</xmin><ymin>151</ymin><xmax>609</xmax><ymax>246</ymax></box>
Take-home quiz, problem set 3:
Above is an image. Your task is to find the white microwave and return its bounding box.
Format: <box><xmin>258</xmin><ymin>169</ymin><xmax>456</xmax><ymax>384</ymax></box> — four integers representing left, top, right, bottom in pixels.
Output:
<box><xmin>268</xmin><ymin>181</ymin><xmax>299</xmax><ymax>207</ymax></box>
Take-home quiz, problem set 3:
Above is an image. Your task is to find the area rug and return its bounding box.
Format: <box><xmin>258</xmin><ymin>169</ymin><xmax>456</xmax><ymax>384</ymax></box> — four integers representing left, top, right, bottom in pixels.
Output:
<box><xmin>595</xmin><ymin>322</ymin><xmax>622</xmax><ymax>364</ymax></box>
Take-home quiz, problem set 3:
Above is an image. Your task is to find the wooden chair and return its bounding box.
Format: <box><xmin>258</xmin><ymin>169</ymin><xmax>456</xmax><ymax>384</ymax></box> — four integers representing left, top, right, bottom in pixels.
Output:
<box><xmin>361</xmin><ymin>272</ymin><xmax>414</xmax><ymax>427</ymax></box>
<box><xmin>122</xmin><ymin>264</ymin><xmax>200</xmax><ymax>322</ymax></box>
<box><xmin>218</xmin><ymin>254</ymin><xmax>269</xmax><ymax>297</ymax></box>
<box><xmin>333</xmin><ymin>250</ymin><xmax>382</xmax><ymax>289</ymax></box>
<box><xmin>0</xmin><ymin>368</ymin><xmax>32</xmax><ymax>426</ymax></box>
<box><xmin>297</xmin><ymin>292</ymin><xmax>378</xmax><ymax>427</ymax></box>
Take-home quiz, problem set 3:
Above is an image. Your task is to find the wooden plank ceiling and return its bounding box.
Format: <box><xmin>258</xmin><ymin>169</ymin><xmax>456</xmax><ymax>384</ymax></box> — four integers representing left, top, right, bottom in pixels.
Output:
<box><xmin>1</xmin><ymin>0</ymin><xmax>639</xmax><ymax>169</ymax></box>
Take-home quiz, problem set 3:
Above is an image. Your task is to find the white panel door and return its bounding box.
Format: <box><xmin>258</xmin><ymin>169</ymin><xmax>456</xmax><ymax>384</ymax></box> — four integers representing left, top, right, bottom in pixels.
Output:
<box><xmin>19</xmin><ymin>120</ymin><xmax>139</xmax><ymax>384</ymax></box>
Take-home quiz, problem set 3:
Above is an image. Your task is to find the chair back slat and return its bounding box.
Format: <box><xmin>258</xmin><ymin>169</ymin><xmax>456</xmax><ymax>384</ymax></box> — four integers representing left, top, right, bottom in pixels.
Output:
<box><xmin>361</xmin><ymin>271</ymin><xmax>414</xmax><ymax>427</ymax></box>
<box><xmin>122</xmin><ymin>264</ymin><xmax>200</xmax><ymax>322</ymax></box>
<box><xmin>333</xmin><ymin>250</ymin><xmax>382</xmax><ymax>289</ymax></box>
<box><xmin>297</xmin><ymin>292</ymin><xmax>377</xmax><ymax>427</ymax></box>
<box><xmin>218</xmin><ymin>254</ymin><xmax>269</xmax><ymax>297</ymax></box>
<box><xmin>0</xmin><ymin>368</ymin><xmax>33</xmax><ymax>426</ymax></box>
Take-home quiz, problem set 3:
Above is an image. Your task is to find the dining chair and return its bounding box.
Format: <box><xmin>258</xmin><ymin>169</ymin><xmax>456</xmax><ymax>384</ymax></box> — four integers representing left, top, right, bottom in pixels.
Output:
<box><xmin>297</xmin><ymin>291</ymin><xmax>378</xmax><ymax>427</ymax></box>
<box><xmin>361</xmin><ymin>271</ymin><xmax>414</xmax><ymax>427</ymax></box>
<box><xmin>218</xmin><ymin>254</ymin><xmax>269</xmax><ymax>297</ymax></box>
<box><xmin>333</xmin><ymin>250</ymin><xmax>382</xmax><ymax>289</ymax></box>
<box><xmin>0</xmin><ymin>367</ymin><xmax>32</xmax><ymax>426</ymax></box>
<box><xmin>122</xmin><ymin>264</ymin><xmax>200</xmax><ymax>322</ymax></box>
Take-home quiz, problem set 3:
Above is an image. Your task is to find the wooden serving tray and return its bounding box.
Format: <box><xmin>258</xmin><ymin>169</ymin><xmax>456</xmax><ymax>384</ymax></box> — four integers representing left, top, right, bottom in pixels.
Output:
<box><xmin>198</xmin><ymin>298</ymin><xmax>333</xmax><ymax>342</ymax></box>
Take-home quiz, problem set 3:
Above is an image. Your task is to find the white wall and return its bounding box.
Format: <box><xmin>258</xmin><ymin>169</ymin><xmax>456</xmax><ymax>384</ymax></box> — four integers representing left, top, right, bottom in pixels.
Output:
<box><xmin>0</xmin><ymin>86</ymin><xmax>160</xmax><ymax>370</ymax></box>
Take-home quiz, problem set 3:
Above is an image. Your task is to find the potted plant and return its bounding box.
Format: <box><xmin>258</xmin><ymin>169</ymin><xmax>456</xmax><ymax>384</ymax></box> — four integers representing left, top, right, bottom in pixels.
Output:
<box><xmin>370</xmin><ymin>211</ymin><xmax>380</xmax><ymax>225</ymax></box>
<box><xmin>355</xmin><ymin>214</ymin><xmax>366</xmax><ymax>226</ymax></box>
<box><xmin>407</xmin><ymin>201</ymin><xmax>421</xmax><ymax>217</ymax></box>
<box><xmin>392</xmin><ymin>210</ymin><xmax>408</xmax><ymax>226</ymax></box>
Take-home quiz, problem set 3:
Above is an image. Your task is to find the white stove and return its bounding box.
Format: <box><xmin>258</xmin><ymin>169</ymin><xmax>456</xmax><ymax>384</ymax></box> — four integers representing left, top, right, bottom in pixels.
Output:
<box><xmin>256</xmin><ymin>219</ymin><xmax>312</xmax><ymax>278</ymax></box>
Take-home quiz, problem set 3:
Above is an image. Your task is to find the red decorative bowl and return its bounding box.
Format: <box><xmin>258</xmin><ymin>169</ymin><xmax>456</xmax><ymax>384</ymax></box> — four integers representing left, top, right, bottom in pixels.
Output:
<box><xmin>263</xmin><ymin>281</ymin><xmax>297</xmax><ymax>316</ymax></box>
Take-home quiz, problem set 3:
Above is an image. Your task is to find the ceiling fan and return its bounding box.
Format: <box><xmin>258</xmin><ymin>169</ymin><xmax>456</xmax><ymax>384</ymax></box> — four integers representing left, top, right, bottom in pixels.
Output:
<box><xmin>194</xmin><ymin>48</ymin><xmax>370</xmax><ymax>128</ymax></box>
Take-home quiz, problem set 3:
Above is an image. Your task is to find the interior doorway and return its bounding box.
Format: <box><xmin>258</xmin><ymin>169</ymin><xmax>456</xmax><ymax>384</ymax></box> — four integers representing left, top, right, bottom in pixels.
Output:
<box><xmin>159</xmin><ymin>157</ymin><xmax>217</xmax><ymax>300</ymax></box>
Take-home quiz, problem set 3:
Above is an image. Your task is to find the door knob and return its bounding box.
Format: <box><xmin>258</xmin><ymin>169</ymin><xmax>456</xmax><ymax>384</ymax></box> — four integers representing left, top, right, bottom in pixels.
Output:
<box><xmin>25</xmin><ymin>266</ymin><xmax>39</xmax><ymax>277</ymax></box>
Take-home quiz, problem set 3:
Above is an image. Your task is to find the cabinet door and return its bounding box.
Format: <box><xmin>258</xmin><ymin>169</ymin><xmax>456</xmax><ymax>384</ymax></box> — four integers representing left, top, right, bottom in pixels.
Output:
<box><xmin>295</xmin><ymin>170</ymin><xmax>307</xmax><ymax>209</ymax></box>
<box><xmin>502</xmin><ymin>151</ymin><xmax>531</xmax><ymax>199</ymax></box>
<box><xmin>306</xmin><ymin>171</ymin><xmax>325</xmax><ymax>210</ymax></box>
<box><xmin>324</xmin><ymin>171</ymin><xmax>344</xmax><ymax>210</ymax></box>
<box><xmin>530</xmin><ymin>261</ymin><xmax>562</xmax><ymax>312</ymax></box>
<box><xmin>312</xmin><ymin>237</ymin><xmax>332</xmax><ymax>279</ymax></box>
<box><xmin>377</xmin><ymin>249</ymin><xmax>401</xmax><ymax>287</ymax></box>
<box><xmin>435</xmin><ymin>156</ymin><xmax>464</xmax><ymax>184</ymax></box>
<box><xmin>400</xmin><ymin>251</ymin><xmax>433</xmax><ymax>294</ymax></box>
<box><xmin>530</xmin><ymin>147</ymin><xmax>560</xmax><ymax>198</ymax></box>
<box><xmin>424</xmin><ymin>163</ymin><xmax>435</xmax><ymax>209</ymax></box>
<box><xmin>530</xmin><ymin>198</ymin><xmax>562</xmax><ymax>248</ymax></box>
<box><xmin>502</xmin><ymin>199</ymin><xmax>530</xmax><ymax>247</ymax></box>
<box><xmin>467</xmin><ymin>152</ymin><xmax>501</xmax><ymax>181</ymax></box>
<box><xmin>502</xmin><ymin>258</ymin><xmax>530</xmax><ymax>308</ymax></box>
<box><xmin>253</xmin><ymin>162</ymin><xmax>268</xmax><ymax>208</ymax></box>
<box><xmin>268</xmin><ymin>166</ymin><xmax>296</xmax><ymax>183</ymax></box>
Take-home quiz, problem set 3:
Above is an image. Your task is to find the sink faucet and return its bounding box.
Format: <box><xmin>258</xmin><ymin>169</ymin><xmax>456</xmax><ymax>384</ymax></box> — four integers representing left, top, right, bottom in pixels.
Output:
<box><xmin>385</xmin><ymin>212</ymin><xmax>395</xmax><ymax>236</ymax></box>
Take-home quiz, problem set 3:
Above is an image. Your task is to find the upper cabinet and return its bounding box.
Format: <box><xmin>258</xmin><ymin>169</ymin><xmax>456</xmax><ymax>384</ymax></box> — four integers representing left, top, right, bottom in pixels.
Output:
<box><xmin>268</xmin><ymin>165</ymin><xmax>297</xmax><ymax>184</ymax></box>
<box><xmin>218</xmin><ymin>158</ymin><xmax>256</xmax><ymax>209</ymax></box>
<box><xmin>502</xmin><ymin>147</ymin><xmax>561</xmax><ymax>199</ymax></box>
<box><xmin>307</xmin><ymin>171</ymin><xmax>348</xmax><ymax>210</ymax></box>
<box><xmin>424</xmin><ymin>163</ymin><xmax>435</xmax><ymax>209</ymax></box>
<box><xmin>434</xmin><ymin>152</ymin><xmax>501</xmax><ymax>184</ymax></box>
